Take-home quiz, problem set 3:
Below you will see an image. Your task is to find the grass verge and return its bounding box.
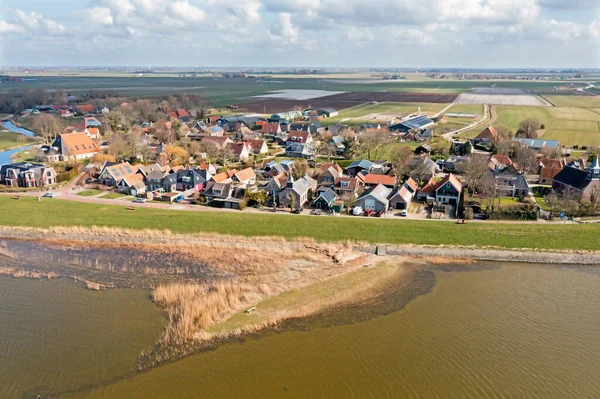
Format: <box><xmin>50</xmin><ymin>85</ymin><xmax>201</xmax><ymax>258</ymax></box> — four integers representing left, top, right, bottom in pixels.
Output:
<box><xmin>1</xmin><ymin>196</ymin><xmax>599</xmax><ymax>250</ymax></box>
<box><xmin>76</xmin><ymin>189</ymin><xmax>103</xmax><ymax>197</ymax></box>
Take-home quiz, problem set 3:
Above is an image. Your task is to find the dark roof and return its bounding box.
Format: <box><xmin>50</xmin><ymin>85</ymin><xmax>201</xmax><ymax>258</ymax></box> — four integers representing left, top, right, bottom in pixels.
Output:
<box><xmin>177</xmin><ymin>169</ymin><xmax>206</xmax><ymax>186</ymax></box>
<box><xmin>553</xmin><ymin>166</ymin><xmax>590</xmax><ymax>190</ymax></box>
<box><xmin>314</xmin><ymin>188</ymin><xmax>337</xmax><ymax>205</ymax></box>
<box><xmin>389</xmin><ymin>116</ymin><xmax>434</xmax><ymax>131</ymax></box>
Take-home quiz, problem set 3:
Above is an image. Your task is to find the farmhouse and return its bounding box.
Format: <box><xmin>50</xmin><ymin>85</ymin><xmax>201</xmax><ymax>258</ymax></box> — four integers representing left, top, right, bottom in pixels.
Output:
<box><xmin>552</xmin><ymin>157</ymin><xmax>600</xmax><ymax>201</ymax></box>
<box><xmin>0</xmin><ymin>162</ymin><xmax>56</xmax><ymax>187</ymax></box>
<box><xmin>473</xmin><ymin>126</ymin><xmax>502</xmax><ymax>147</ymax></box>
<box><xmin>52</xmin><ymin>132</ymin><xmax>101</xmax><ymax>161</ymax></box>
<box><xmin>537</xmin><ymin>158</ymin><xmax>564</xmax><ymax>185</ymax></box>
<box><xmin>512</xmin><ymin>138</ymin><xmax>560</xmax><ymax>150</ymax></box>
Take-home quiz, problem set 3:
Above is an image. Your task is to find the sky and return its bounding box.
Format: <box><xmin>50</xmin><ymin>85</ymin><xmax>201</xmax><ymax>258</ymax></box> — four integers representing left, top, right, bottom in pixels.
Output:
<box><xmin>0</xmin><ymin>0</ymin><xmax>599</xmax><ymax>68</ymax></box>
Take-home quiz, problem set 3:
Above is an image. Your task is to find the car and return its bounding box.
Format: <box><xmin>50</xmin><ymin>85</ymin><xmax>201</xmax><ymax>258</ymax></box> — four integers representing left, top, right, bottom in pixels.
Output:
<box><xmin>84</xmin><ymin>177</ymin><xmax>92</xmax><ymax>184</ymax></box>
<box><xmin>375</xmin><ymin>211</ymin><xmax>385</xmax><ymax>217</ymax></box>
<box><xmin>364</xmin><ymin>210</ymin><xmax>374</xmax><ymax>217</ymax></box>
<box><xmin>352</xmin><ymin>206</ymin><xmax>363</xmax><ymax>216</ymax></box>
<box><xmin>133</xmin><ymin>198</ymin><xmax>146</xmax><ymax>203</ymax></box>
<box><xmin>42</xmin><ymin>192</ymin><xmax>54</xmax><ymax>198</ymax></box>
<box><xmin>310</xmin><ymin>209</ymin><xmax>321</xmax><ymax>216</ymax></box>
<box><xmin>400</xmin><ymin>209</ymin><xmax>408</xmax><ymax>217</ymax></box>
<box><xmin>292</xmin><ymin>209</ymin><xmax>301</xmax><ymax>214</ymax></box>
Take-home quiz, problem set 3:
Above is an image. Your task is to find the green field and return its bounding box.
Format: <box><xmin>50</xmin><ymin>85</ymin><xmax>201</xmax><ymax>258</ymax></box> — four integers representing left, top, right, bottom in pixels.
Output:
<box><xmin>98</xmin><ymin>192</ymin><xmax>129</xmax><ymax>199</ymax></box>
<box><xmin>1</xmin><ymin>196</ymin><xmax>598</xmax><ymax>251</ymax></box>
<box><xmin>0</xmin><ymin>131</ymin><xmax>37</xmax><ymax>151</ymax></box>
<box><xmin>543</xmin><ymin>95</ymin><xmax>600</xmax><ymax>108</ymax></box>
<box><xmin>446</xmin><ymin>104</ymin><xmax>484</xmax><ymax>115</ymax></box>
<box><xmin>320</xmin><ymin>102</ymin><xmax>450</xmax><ymax>126</ymax></box>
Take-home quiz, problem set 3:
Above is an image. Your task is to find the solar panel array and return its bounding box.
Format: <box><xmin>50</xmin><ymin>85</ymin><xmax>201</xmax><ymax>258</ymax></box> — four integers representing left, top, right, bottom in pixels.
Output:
<box><xmin>401</xmin><ymin>116</ymin><xmax>434</xmax><ymax>130</ymax></box>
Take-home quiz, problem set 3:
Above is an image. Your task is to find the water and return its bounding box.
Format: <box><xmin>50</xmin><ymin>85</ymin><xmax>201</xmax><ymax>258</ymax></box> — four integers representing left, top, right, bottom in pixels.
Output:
<box><xmin>3</xmin><ymin>262</ymin><xmax>600</xmax><ymax>398</ymax></box>
<box><xmin>2</xmin><ymin>121</ymin><xmax>37</xmax><ymax>137</ymax></box>
<box><xmin>0</xmin><ymin>276</ymin><xmax>166</xmax><ymax>399</ymax></box>
<box><xmin>0</xmin><ymin>145</ymin><xmax>34</xmax><ymax>165</ymax></box>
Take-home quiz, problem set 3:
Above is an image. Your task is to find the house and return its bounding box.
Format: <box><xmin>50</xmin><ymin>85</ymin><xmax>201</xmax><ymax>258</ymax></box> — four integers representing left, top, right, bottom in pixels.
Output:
<box><xmin>552</xmin><ymin>157</ymin><xmax>600</xmax><ymax>201</ymax></box>
<box><xmin>37</xmin><ymin>145</ymin><xmax>61</xmax><ymax>163</ymax></box>
<box><xmin>261</xmin><ymin>122</ymin><xmax>281</xmax><ymax>135</ymax></box>
<box><xmin>402</xmin><ymin>177</ymin><xmax>418</xmax><ymax>194</ymax></box>
<box><xmin>490</xmin><ymin>169</ymin><xmax>531</xmax><ymax>198</ymax></box>
<box><xmin>246</xmin><ymin>139</ymin><xmax>268</xmax><ymax>155</ymax></box>
<box><xmin>408</xmin><ymin>156</ymin><xmax>441</xmax><ymax>181</ymax></box>
<box><xmin>488</xmin><ymin>154</ymin><xmax>515</xmax><ymax>173</ymax></box>
<box><xmin>212</xmin><ymin>171</ymin><xmax>233</xmax><ymax>184</ymax></box>
<box><xmin>200</xmin><ymin>136</ymin><xmax>234</xmax><ymax>149</ymax></box>
<box><xmin>136</xmin><ymin>163</ymin><xmax>164</xmax><ymax>181</ymax></box>
<box><xmin>537</xmin><ymin>158</ymin><xmax>564</xmax><ymax>185</ymax></box>
<box><xmin>320</xmin><ymin>108</ymin><xmax>339</xmax><ymax>118</ymax></box>
<box><xmin>285</xmin><ymin>141</ymin><xmax>315</xmax><ymax>159</ymax></box>
<box><xmin>198</xmin><ymin>162</ymin><xmax>218</xmax><ymax>175</ymax></box>
<box><xmin>434</xmin><ymin>174</ymin><xmax>463</xmax><ymax>206</ymax></box>
<box><xmin>84</xmin><ymin>127</ymin><xmax>101</xmax><ymax>139</ymax></box>
<box><xmin>473</xmin><ymin>125</ymin><xmax>502</xmax><ymax>147</ymax></box>
<box><xmin>0</xmin><ymin>162</ymin><xmax>56</xmax><ymax>187</ymax></box>
<box><xmin>287</xmin><ymin>130</ymin><xmax>313</xmax><ymax>145</ymax></box>
<box><xmin>345</xmin><ymin>159</ymin><xmax>373</xmax><ymax>177</ymax></box>
<box><xmin>511</xmin><ymin>138</ymin><xmax>560</xmax><ymax>150</ymax></box>
<box><xmin>417</xmin><ymin>174</ymin><xmax>463</xmax><ymax>206</ymax></box>
<box><xmin>362</xmin><ymin>174</ymin><xmax>397</xmax><ymax>190</ymax></box>
<box><xmin>76</xmin><ymin>104</ymin><xmax>95</xmax><ymax>115</ymax></box>
<box><xmin>58</xmin><ymin>109</ymin><xmax>74</xmax><ymax>118</ymax></box>
<box><xmin>117</xmin><ymin>174</ymin><xmax>147</xmax><ymax>196</ymax></box>
<box><xmin>270</xmin><ymin>110</ymin><xmax>303</xmax><ymax>122</ymax></box>
<box><xmin>161</xmin><ymin>173</ymin><xmax>177</xmax><ymax>192</ymax></box>
<box><xmin>232</xmin><ymin>168</ymin><xmax>256</xmax><ymax>185</ymax></box>
<box><xmin>227</xmin><ymin>142</ymin><xmax>251</xmax><ymax>161</ymax></box>
<box><xmin>278</xmin><ymin>176</ymin><xmax>311</xmax><ymax>210</ymax></box>
<box><xmin>312</xmin><ymin>188</ymin><xmax>337</xmax><ymax>209</ymax></box>
<box><xmin>98</xmin><ymin>162</ymin><xmax>135</xmax><ymax>187</ymax></box>
<box><xmin>333</xmin><ymin>177</ymin><xmax>361</xmax><ymax>197</ymax></box>
<box><xmin>52</xmin><ymin>132</ymin><xmax>101</xmax><ymax>161</ymax></box>
<box><xmin>145</xmin><ymin>169</ymin><xmax>169</xmax><ymax>192</ymax></box>
<box><xmin>316</xmin><ymin>162</ymin><xmax>342</xmax><ymax>175</ymax></box>
<box><xmin>202</xmin><ymin>125</ymin><xmax>225</xmax><ymax>137</ymax></box>
<box><xmin>414</xmin><ymin>144</ymin><xmax>432</xmax><ymax>155</ymax></box>
<box><xmin>329</xmin><ymin>136</ymin><xmax>345</xmax><ymax>155</ymax></box>
<box><xmin>265</xmin><ymin>174</ymin><xmax>289</xmax><ymax>196</ymax></box>
<box><xmin>317</xmin><ymin>165</ymin><xmax>342</xmax><ymax>187</ymax></box>
<box><xmin>202</xmin><ymin>181</ymin><xmax>245</xmax><ymax>209</ymax></box>
<box><xmin>176</xmin><ymin>169</ymin><xmax>206</xmax><ymax>193</ymax></box>
<box><xmin>354</xmin><ymin>184</ymin><xmax>392</xmax><ymax>212</ymax></box>
<box><xmin>389</xmin><ymin>185</ymin><xmax>414</xmax><ymax>210</ymax></box>
<box><xmin>452</xmin><ymin>141</ymin><xmax>473</xmax><ymax>155</ymax></box>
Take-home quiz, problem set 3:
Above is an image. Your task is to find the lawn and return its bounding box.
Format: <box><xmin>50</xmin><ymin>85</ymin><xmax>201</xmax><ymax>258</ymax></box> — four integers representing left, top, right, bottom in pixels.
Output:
<box><xmin>1</xmin><ymin>196</ymin><xmax>598</xmax><ymax>251</ymax></box>
<box><xmin>446</xmin><ymin>104</ymin><xmax>484</xmax><ymax>115</ymax></box>
<box><xmin>0</xmin><ymin>131</ymin><xmax>37</xmax><ymax>151</ymax></box>
<box><xmin>543</xmin><ymin>95</ymin><xmax>600</xmax><ymax>108</ymax></box>
<box><xmin>98</xmin><ymin>192</ymin><xmax>129</xmax><ymax>199</ymax></box>
<box><xmin>76</xmin><ymin>189</ymin><xmax>104</xmax><ymax>197</ymax></box>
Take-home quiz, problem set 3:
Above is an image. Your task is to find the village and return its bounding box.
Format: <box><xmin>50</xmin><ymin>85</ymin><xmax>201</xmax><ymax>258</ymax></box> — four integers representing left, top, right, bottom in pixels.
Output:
<box><xmin>1</xmin><ymin>95</ymin><xmax>599</xmax><ymax>222</ymax></box>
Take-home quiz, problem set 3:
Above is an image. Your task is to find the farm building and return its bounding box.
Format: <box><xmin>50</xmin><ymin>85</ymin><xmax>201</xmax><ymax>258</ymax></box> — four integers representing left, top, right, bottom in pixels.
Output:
<box><xmin>269</xmin><ymin>110</ymin><xmax>303</xmax><ymax>122</ymax></box>
<box><xmin>389</xmin><ymin>116</ymin><xmax>434</xmax><ymax>133</ymax></box>
<box><xmin>512</xmin><ymin>138</ymin><xmax>560</xmax><ymax>150</ymax></box>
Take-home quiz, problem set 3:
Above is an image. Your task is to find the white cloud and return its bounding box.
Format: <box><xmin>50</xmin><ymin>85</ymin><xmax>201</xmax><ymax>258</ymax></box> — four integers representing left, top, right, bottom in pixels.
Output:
<box><xmin>167</xmin><ymin>1</ymin><xmax>206</xmax><ymax>23</ymax></box>
<box><xmin>84</xmin><ymin>7</ymin><xmax>114</xmax><ymax>26</ymax></box>
<box><xmin>14</xmin><ymin>10</ymin><xmax>65</xmax><ymax>36</ymax></box>
<box><xmin>0</xmin><ymin>20</ymin><xmax>24</xmax><ymax>34</ymax></box>
<box><xmin>270</xmin><ymin>12</ymin><xmax>299</xmax><ymax>42</ymax></box>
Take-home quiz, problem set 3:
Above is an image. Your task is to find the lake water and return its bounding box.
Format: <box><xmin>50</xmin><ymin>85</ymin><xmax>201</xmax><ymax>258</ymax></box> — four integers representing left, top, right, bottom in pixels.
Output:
<box><xmin>3</xmin><ymin>262</ymin><xmax>600</xmax><ymax>398</ymax></box>
<box><xmin>0</xmin><ymin>121</ymin><xmax>37</xmax><ymax>165</ymax></box>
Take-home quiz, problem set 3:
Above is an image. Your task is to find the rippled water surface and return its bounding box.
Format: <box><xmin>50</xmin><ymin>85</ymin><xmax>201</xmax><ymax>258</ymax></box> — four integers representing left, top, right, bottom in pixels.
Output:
<box><xmin>3</xmin><ymin>263</ymin><xmax>600</xmax><ymax>398</ymax></box>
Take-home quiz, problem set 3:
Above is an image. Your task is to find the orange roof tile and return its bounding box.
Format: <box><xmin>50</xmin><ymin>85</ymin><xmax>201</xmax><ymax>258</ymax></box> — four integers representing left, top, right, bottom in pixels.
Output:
<box><xmin>60</xmin><ymin>132</ymin><xmax>101</xmax><ymax>156</ymax></box>
<box><xmin>363</xmin><ymin>174</ymin><xmax>397</xmax><ymax>186</ymax></box>
<box><xmin>234</xmin><ymin>167</ymin><xmax>256</xmax><ymax>182</ymax></box>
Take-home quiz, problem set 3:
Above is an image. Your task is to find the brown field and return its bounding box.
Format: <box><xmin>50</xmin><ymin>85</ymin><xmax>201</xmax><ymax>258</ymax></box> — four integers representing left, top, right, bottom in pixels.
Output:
<box><xmin>236</xmin><ymin>92</ymin><xmax>458</xmax><ymax>113</ymax></box>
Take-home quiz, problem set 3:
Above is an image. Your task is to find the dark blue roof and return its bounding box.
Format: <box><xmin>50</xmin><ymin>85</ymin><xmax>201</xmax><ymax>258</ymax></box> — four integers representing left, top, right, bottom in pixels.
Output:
<box><xmin>348</xmin><ymin>159</ymin><xmax>373</xmax><ymax>170</ymax></box>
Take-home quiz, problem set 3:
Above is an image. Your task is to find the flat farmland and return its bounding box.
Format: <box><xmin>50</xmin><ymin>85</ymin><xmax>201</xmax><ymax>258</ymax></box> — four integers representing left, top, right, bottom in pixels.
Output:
<box><xmin>542</xmin><ymin>130</ymin><xmax>600</xmax><ymax>147</ymax></box>
<box><xmin>236</xmin><ymin>92</ymin><xmax>457</xmax><ymax>113</ymax></box>
<box><xmin>541</xmin><ymin>94</ymin><xmax>600</xmax><ymax>108</ymax></box>
<box><xmin>456</xmin><ymin>88</ymin><xmax>546</xmax><ymax>106</ymax></box>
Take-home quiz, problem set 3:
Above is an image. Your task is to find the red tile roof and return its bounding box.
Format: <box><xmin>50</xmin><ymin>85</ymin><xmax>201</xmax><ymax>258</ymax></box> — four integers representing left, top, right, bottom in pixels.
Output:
<box><xmin>176</xmin><ymin>109</ymin><xmax>190</xmax><ymax>118</ymax></box>
<box><xmin>234</xmin><ymin>167</ymin><xmax>256</xmax><ymax>182</ymax></box>
<box><xmin>435</xmin><ymin>173</ymin><xmax>462</xmax><ymax>193</ymax></box>
<box><xmin>404</xmin><ymin>177</ymin><xmax>418</xmax><ymax>192</ymax></box>
<box><xmin>77</xmin><ymin>104</ymin><xmax>95</xmax><ymax>114</ymax></box>
<box><xmin>287</xmin><ymin>130</ymin><xmax>311</xmax><ymax>143</ymax></box>
<box><xmin>475</xmin><ymin>126</ymin><xmax>502</xmax><ymax>142</ymax></box>
<box><xmin>419</xmin><ymin>178</ymin><xmax>437</xmax><ymax>194</ymax></box>
<box><xmin>363</xmin><ymin>174</ymin><xmax>397</xmax><ymax>186</ymax></box>
<box><xmin>261</xmin><ymin>122</ymin><xmax>280</xmax><ymax>134</ymax></box>
<box><xmin>60</xmin><ymin>132</ymin><xmax>101</xmax><ymax>156</ymax></box>
<box><xmin>539</xmin><ymin>158</ymin><xmax>563</xmax><ymax>169</ymax></box>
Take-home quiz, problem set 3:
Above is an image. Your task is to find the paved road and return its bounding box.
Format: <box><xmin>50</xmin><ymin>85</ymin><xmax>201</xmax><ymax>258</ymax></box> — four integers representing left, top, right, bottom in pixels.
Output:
<box><xmin>442</xmin><ymin>104</ymin><xmax>491</xmax><ymax>142</ymax></box>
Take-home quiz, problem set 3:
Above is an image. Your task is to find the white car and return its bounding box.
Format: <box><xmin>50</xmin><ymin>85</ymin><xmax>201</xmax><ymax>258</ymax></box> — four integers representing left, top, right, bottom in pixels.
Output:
<box><xmin>400</xmin><ymin>209</ymin><xmax>408</xmax><ymax>217</ymax></box>
<box><xmin>42</xmin><ymin>192</ymin><xmax>54</xmax><ymax>198</ymax></box>
<box><xmin>352</xmin><ymin>206</ymin><xmax>363</xmax><ymax>216</ymax></box>
<box><xmin>133</xmin><ymin>198</ymin><xmax>147</xmax><ymax>203</ymax></box>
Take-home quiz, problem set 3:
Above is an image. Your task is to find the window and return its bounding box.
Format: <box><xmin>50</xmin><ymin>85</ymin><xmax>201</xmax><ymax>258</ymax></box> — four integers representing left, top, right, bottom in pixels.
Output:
<box><xmin>341</xmin><ymin>181</ymin><xmax>349</xmax><ymax>188</ymax></box>
<box><xmin>214</xmin><ymin>189</ymin><xmax>222</xmax><ymax>195</ymax></box>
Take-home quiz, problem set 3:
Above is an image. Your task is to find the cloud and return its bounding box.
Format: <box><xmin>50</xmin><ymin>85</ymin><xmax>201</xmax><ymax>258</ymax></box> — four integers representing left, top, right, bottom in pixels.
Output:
<box><xmin>538</xmin><ymin>0</ymin><xmax>599</xmax><ymax>10</ymax></box>
<box><xmin>270</xmin><ymin>12</ymin><xmax>299</xmax><ymax>42</ymax></box>
<box><xmin>167</xmin><ymin>1</ymin><xmax>206</xmax><ymax>23</ymax></box>
<box><xmin>84</xmin><ymin>7</ymin><xmax>115</xmax><ymax>26</ymax></box>
<box><xmin>0</xmin><ymin>20</ymin><xmax>24</xmax><ymax>34</ymax></box>
<box><xmin>14</xmin><ymin>10</ymin><xmax>65</xmax><ymax>36</ymax></box>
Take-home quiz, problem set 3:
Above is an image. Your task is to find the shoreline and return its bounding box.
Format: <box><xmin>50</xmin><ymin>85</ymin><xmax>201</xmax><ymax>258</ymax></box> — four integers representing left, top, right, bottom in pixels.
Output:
<box><xmin>0</xmin><ymin>226</ymin><xmax>598</xmax><ymax>370</ymax></box>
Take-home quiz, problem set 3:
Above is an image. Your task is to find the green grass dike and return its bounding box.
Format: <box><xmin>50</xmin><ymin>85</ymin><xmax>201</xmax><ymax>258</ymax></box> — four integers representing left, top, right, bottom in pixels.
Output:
<box><xmin>1</xmin><ymin>196</ymin><xmax>598</xmax><ymax>251</ymax></box>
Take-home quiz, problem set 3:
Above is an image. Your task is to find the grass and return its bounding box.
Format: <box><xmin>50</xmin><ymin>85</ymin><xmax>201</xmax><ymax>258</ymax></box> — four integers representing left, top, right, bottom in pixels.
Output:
<box><xmin>76</xmin><ymin>189</ymin><xmax>103</xmax><ymax>197</ymax></box>
<box><xmin>0</xmin><ymin>131</ymin><xmax>37</xmax><ymax>151</ymax></box>
<box><xmin>319</xmin><ymin>102</ymin><xmax>449</xmax><ymax>126</ymax></box>
<box><xmin>98</xmin><ymin>192</ymin><xmax>128</xmax><ymax>199</ymax></box>
<box><xmin>543</xmin><ymin>95</ymin><xmax>600</xmax><ymax>108</ymax></box>
<box><xmin>445</xmin><ymin>104</ymin><xmax>484</xmax><ymax>115</ymax></box>
<box><xmin>1</xmin><ymin>196</ymin><xmax>599</xmax><ymax>250</ymax></box>
<box><xmin>10</xmin><ymin>149</ymin><xmax>37</xmax><ymax>163</ymax></box>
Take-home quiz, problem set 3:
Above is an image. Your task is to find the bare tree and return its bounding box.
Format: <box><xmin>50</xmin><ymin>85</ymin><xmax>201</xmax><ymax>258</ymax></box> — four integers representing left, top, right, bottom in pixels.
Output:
<box><xmin>165</xmin><ymin>145</ymin><xmax>190</xmax><ymax>165</ymax></box>
<box><xmin>458</xmin><ymin>154</ymin><xmax>490</xmax><ymax>195</ymax></box>
<box><xmin>517</xmin><ymin>118</ymin><xmax>541</xmax><ymax>139</ymax></box>
<box><xmin>31</xmin><ymin>114</ymin><xmax>61</xmax><ymax>144</ymax></box>
<box><xmin>390</xmin><ymin>147</ymin><xmax>414</xmax><ymax>177</ymax></box>
<box><xmin>359</xmin><ymin>129</ymin><xmax>394</xmax><ymax>160</ymax></box>
<box><xmin>151</xmin><ymin>120</ymin><xmax>175</xmax><ymax>144</ymax></box>
<box><xmin>292</xmin><ymin>160</ymin><xmax>310</xmax><ymax>180</ymax></box>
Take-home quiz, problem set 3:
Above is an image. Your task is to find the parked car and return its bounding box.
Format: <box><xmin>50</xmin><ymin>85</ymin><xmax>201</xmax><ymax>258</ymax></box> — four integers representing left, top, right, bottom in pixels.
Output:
<box><xmin>133</xmin><ymin>198</ymin><xmax>146</xmax><ymax>203</ymax></box>
<box><xmin>310</xmin><ymin>209</ymin><xmax>321</xmax><ymax>216</ymax></box>
<box><xmin>400</xmin><ymin>209</ymin><xmax>408</xmax><ymax>217</ymax></box>
<box><xmin>375</xmin><ymin>211</ymin><xmax>385</xmax><ymax>217</ymax></box>
<box><xmin>364</xmin><ymin>210</ymin><xmax>374</xmax><ymax>217</ymax></box>
<box><xmin>292</xmin><ymin>209</ymin><xmax>301</xmax><ymax>214</ymax></box>
<box><xmin>84</xmin><ymin>178</ymin><xmax>92</xmax><ymax>184</ymax></box>
<box><xmin>42</xmin><ymin>192</ymin><xmax>54</xmax><ymax>198</ymax></box>
<box><xmin>352</xmin><ymin>206</ymin><xmax>363</xmax><ymax>216</ymax></box>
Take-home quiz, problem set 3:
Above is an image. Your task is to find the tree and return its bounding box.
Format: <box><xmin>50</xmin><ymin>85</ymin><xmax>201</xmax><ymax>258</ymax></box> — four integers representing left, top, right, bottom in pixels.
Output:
<box><xmin>217</xmin><ymin>146</ymin><xmax>234</xmax><ymax>166</ymax></box>
<box><xmin>105</xmin><ymin>111</ymin><xmax>124</xmax><ymax>132</ymax></box>
<box><xmin>458</xmin><ymin>154</ymin><xmax>490</xmax><ymax>195</ymax></box>
<box><xmin>390</xmin><ymin>147</ymin><xmax>414</xmax><ymax>177</ymax></box>
<box><xmin>31</xmin><ymin>114</ymin><xmax>61</xmax><ymax>144</ymax></box>
<box><xmin>292</xmin><ymin>160</ymin><xmax>309</xmax><ymax>180</ymax></box>
<box><xmin>92</xmin><ymin>153</ymin><xmax>117</xmax><ymax>163</ymax></box>
<box><xmin>152</xmin><ymin>120</ymin><xmax>175</xmax><ymax>144</ymax></box>
<box><xmin>458</xmin><ymin>141</ymin><xmax>472</xmax><ymax>156</ymax></box>
<box><xmin>494</xmin><ymin>124</ymin><xmax>513</xmax><ymax>140</ymax></box>
<box><xmin>289</xmin><ymin>193</ymin><xmax>296</xmax><ymax>211</ymax></box>
<box><xmin>359</xmin><ymin>129</ymin><xmax>394</xmax><ymax>160</ymax></box>
<box><xmin>317</xmin><ymin>132</ymin><xmax>335</xmax><ymax>162</ymax></box>
<box><xmin>517</xmin><ymin>119</ymin><xmax>541</xmax><ymax>139</ymax></box>
<box><xmin>342</xmin><ymin>136</ymin><xmax>358</xmax><ymax>159</ymax></box>
<box><xmin>133</xmin><ymin>99</ymin><xmax>157</xmax><ymax>122</ymax></box>
<box><xmin>165</xmin><ymin>145</ymin><xmax>189</xmax><ymax>165</ymax></box>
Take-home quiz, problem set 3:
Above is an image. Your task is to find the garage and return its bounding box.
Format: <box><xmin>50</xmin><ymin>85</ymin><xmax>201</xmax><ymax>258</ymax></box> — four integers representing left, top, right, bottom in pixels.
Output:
<box><xmin>365</xmin><ymin>198</ymin><xmax>376</xmax><ymax>211</ymax></box>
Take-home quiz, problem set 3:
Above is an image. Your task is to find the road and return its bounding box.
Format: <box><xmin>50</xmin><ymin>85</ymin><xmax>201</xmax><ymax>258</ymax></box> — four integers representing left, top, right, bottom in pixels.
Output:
<box><xmin>442</xmin><ymin>104</ymin><xmax>491</xmax><ymax>142</ymax></box>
